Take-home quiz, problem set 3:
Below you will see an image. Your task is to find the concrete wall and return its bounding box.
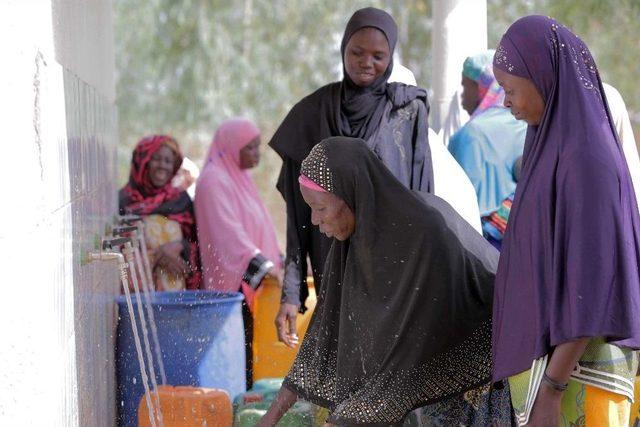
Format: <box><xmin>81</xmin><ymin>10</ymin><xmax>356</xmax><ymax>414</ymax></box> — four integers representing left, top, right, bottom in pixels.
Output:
<box><xmin>0</xmin><ymin>1</ymin><xmax>118</xmax><ymax>425</ymax></box>
<box><xmin>53</xmin><ymin>0</ymin><xmax>116</xmax><ymax>103</ymax></box>
<box><xmin>431</xmin><ymin>0</ymin><xmax>487</xmax><ymax>133</ymax></box>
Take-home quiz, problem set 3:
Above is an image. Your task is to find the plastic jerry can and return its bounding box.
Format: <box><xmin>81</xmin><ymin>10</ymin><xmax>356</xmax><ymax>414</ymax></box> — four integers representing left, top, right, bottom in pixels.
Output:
<box><xmin>233</xmin><ymin>378</ymin><xmax>283</xmax><ymax>410</ymax></box>
<box><xmin>139</xmin><ymin>385</ymin><xmax>233</xmax><ymax>426</ymax></box>
<box><xmin>233</xmin><ymin>401</ymin><xmax>316</xmax><ymax>427</ymax></box>
<box><xmin>252</xmin><ymin>278</ymin><xmax>317</xmax><ymax>381</ymax></box>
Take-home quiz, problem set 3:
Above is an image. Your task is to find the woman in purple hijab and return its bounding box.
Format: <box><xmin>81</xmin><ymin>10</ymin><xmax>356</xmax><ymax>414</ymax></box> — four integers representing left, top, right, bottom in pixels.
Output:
<box><xmin>491</xmin><ymin>15</ymin><xmax>640</xmax><ymax>425</ymax></box>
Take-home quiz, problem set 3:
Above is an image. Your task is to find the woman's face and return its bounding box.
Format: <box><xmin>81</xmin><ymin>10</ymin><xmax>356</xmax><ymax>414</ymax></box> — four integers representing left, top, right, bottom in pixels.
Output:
<box><xmin>494</xmin><ymin>67</ymin><xmax>545</xmax><ymax>126</ymax></box>
<box><xmin>344</xmin><ymin>27</ymin><xmax>391</xmax><ymax>88</ymax></box>
<box><xmin>300</xmin><ymin>186</ymin><xmax>355</xmax><ymax>241</ymax></box>
<box><xmin>239</xmin><ymin>136</ymin><xmax>261</xmax><ymax>169</ymax></box>
<box><xmin>147</xmin><ymin>145</ymin><xmax>177</xmax><ymax>188</ymax></box>
<box><xmin>460</xmin><ymin>75</ymin><xmax>480</xmax><ymax>115</ymax></box>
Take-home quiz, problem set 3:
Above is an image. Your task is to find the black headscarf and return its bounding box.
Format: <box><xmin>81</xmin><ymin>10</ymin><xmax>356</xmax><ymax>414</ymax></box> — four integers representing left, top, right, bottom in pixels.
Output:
<box><xmin>270</xmin><ymin>7</ymin><xmax>433</xmax><ymax>312</ymax></box>
<box><xmin>339</xmin><ymin>7</ymin><xmax>397</xmax><ymax>139</ymax></box>
<box><xmin>284</xmin><ymin>137</ymin><xmax>498</xmax><ymax>425</ymax></box>
<box><xmin>269</xmin><ymin>7</ymin><xmax>428</xmax><ymax>163</ymax></box>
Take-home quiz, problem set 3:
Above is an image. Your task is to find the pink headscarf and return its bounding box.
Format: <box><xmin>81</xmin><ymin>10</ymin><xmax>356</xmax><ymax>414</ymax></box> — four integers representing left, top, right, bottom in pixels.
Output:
<box><xmin>194</xmin><ymin>118</ymin><xmax>282</xmax><ymax>309</ymax></box>
<box><xmin>298</xmin><ymin>174</ymin><xmax>327</xmax><ymax>192</ymax></box>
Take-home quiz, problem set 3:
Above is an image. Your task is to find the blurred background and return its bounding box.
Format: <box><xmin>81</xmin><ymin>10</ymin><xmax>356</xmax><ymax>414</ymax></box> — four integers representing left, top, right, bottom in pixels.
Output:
<box><xmin>114</xmin><ymin>0</ymin><xmax>640</xmax><ymax>244</ymax></box>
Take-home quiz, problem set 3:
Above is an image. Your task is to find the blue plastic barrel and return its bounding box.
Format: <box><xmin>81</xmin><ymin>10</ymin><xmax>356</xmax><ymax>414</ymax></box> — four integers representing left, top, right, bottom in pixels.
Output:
<box><xmin>116</xmin><ymin>291</ymin><xmax>245</xmax><ymax>427</ymax></box>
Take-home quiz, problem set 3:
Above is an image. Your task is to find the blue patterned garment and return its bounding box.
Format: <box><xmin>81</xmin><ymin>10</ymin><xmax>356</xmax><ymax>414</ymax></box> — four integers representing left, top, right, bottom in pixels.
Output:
<box><xmin>449</xmin><ymin>107</ymin><xmax>525</xmax><ymax>215</ymax></box>
<box><xmin>404</xmin><ymin>381</ymin><xmax>515</xmax><ymax>426</ymax></box>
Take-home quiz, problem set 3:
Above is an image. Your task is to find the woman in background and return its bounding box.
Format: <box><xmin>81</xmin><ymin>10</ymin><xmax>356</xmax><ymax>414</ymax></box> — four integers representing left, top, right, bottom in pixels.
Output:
<box><xmin>448</xmin><ymin>50</ymin><xmax>526</xmax><ymax>215</ymax></box>
<box><xmin>480</xmin><ymin>156</ymin><xmax>521</xmax><ymax>251</ymax></box>
<box><xmin>270</xmin><ymin>7</ymin><xmax>482</xmax><ymax>348</ymax></box>
<box><xmin>119</xmin><ymin>134</ymin><xmax>202</xmax><ymax>290</ymax></box>
<box><xmin>195</xmin><ymin>117</ymin><xmax>282</xmax><ymax>389</ymax></box>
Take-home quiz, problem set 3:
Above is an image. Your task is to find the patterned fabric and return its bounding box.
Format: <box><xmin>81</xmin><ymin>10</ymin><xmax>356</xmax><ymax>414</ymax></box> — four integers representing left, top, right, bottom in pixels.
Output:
<box><xmin>481</xmin><ymin>193</ymin><xmax>514</xmax><ymax>249</ymax></box>
<box><xmin>510</xmin><ymin>369</ymin><xmax>631</xmax><ymax>426</ymax></box>
<box><xmin>448</xmin><ymin>108</ymin><xmax>525</xmax><ymax>215</ymax></box>
<box><xmin>121</xmin><ymin>135</ymin><xmax>183</xmax><ymax>212</ymax></box>
<box><xmin>406</xmin><ymin>382</ymin><xmax>515</xmax><ymax>426</ymax></box>
<box><xmin>451</xmin><ymin>50</ymin><xmax>524</xmax><ymax>215</ymax></box>
<box><xmin>629</xmin><ymin>377</ymin><xmax>640</xmax><ymax>426</ymax></box>
<box><xmin>300</xmin><ymin>144</ymin><xmax>333</xmax><ymax>192</ymax></box>
<box><xmin>119</xmin><ymin>135</ymin><xmax>202</xmax><ymax>289</ymax></box>
<box><xmin>575</xmin><ymin>338</ymin><xmax>638</xmax><ymax>399</ymax></box>
<box><xmin>462</xmin><ymin>50</ymin><xmax>505</xmax><ymax>119</ymax></box>
<box><xmin>283</xmin><ymin>138</ymin><xmax>500</xmax><ymax>425</ymax></box>
<box><xmin>510</xmin><ymin>343</ymin><xmax>637</xmax><ymax>426</ymax></box>
<box><xmin>143</xmin><ymin>214</ymin><xmax>187</xmax><ymax>291</ymax></box>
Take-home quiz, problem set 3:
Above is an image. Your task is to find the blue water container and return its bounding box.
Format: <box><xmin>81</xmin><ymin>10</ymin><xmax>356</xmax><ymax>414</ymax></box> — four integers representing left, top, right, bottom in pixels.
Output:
<box><xmin>116</xmin><ymin>291</ymin><xmax>245</xmax><ymax>427</ymax></box>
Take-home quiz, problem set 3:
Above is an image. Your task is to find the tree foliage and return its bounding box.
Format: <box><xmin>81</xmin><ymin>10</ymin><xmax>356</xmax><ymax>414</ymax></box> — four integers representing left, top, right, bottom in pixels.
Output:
<box><xmin>115</xmin><ymin>1</ymin><xmax>639</xmax><ymax>239</ymax></box>
<box><xmin>487</xmin><ymin>0</ymin><xmax>640</xmax><ymax>134</ymax></box>
<box><xmin>115</xmin><ymin>0</ymin><xmax>435</xmax><ymax>179</ymax></box>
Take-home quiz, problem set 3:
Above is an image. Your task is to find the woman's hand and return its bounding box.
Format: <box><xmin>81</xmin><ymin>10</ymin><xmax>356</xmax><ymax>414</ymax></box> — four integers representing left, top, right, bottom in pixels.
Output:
<box><xmin>525</xmin><ymin>384</ymin><xmax>562</xmax><ymax>426</ymax></box>
<box><xmin>255</xmin><ymin>387</ymin><xmax>298</xmax><ymax>427</ymax></box>
<box><xmin>275</xmin><ymin>303</ymin><xmax>300</xmax><ymax>348</ymax></box>
<box><xmin>526</xmin><ymin>337</ymin><xmax>589</xmax><ymax>426</ymax></box>
<box><xmin>154</xmin><ymin>241</ymin><xmax>189</xmax><ymax>276</ymax></box>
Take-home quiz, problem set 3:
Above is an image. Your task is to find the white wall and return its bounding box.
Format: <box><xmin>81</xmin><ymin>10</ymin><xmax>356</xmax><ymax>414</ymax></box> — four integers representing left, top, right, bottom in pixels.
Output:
<box><xmin>0</xmin><ymin>1</ymin><xmax>118</xmax><ymax>426</ymax></box>
<box><xmin>431</xmin><ymin>0</ymin><xmax>487</xmax><ymax>132</ymax></box>
<box><xmin>52</xmin><ymin>0</ymin><xmax>116</xmax><ymax>102</ymax></box>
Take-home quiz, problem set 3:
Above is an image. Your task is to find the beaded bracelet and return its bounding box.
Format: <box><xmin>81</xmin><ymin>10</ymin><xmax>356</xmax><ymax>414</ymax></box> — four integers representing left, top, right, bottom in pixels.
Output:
<box><xmin>542</xmin><ymin>372</ymin><xmax>568</xmax><ymax>392</ymax></box>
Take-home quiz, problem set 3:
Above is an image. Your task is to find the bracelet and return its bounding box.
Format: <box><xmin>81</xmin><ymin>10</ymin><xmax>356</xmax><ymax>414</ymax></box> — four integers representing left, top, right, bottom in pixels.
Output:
<box><xmin>541</xmin><ymin>372</ymin><xmax>568</xmax><ymax>392</ymax></box>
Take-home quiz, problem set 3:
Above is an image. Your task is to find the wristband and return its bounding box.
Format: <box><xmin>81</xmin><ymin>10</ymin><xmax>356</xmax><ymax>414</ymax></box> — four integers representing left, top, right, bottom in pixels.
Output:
<box><xmin>542</xmin><ymin>372</ymin><xmax>568</xmax><ymax>392</ymax></box>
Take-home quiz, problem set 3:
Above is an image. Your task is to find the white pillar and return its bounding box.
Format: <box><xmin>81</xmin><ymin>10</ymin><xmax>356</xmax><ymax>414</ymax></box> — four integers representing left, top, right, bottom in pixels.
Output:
<box><xmin>431</xmin><ymin>0</ymin><xmax>487</xmax><ymax>132</ymax></box>
<box><xmin>0</xmin><ymin>1</ymin><xmax>117</xmax><ymax>426</ymax></box>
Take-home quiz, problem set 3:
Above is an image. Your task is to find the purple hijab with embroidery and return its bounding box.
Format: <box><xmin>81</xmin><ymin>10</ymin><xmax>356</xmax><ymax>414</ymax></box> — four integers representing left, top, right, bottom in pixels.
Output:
<box><xmin>491</xmin><ymin>15</ymin><xmax>640</xmax><ymax>381</ymax></box>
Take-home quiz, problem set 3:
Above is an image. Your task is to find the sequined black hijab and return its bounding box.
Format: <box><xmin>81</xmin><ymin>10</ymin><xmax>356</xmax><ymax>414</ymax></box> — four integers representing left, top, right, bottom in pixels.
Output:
<box><xmin>283</xmin><ymin>137</ymin><xmax>499</xmax><ymax>425</ymax></box>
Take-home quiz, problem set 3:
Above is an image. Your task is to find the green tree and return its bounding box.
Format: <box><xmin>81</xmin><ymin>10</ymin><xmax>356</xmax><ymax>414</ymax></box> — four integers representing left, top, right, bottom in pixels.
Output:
<box><xmin>115</xmin><ymin>1</ymin><xmax>433</xmax><ymax>179</ymax></box>
<box><xmin>115</xmin><ymin>0</ymin><xmax>431</xmax><ymax>238</ymax></box>
<box><xmin>115</xmin><ymin>1</ymin><xmax>639</xmax><ymax>240</ymax></box>
<box><xmin>488</xmin><ymin>0</ymin><xmax>640</xmax><ymax>141</ymax></box>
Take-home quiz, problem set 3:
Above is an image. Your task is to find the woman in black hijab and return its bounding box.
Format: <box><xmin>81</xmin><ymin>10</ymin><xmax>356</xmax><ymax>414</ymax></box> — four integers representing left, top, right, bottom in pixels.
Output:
<box><xmin>258</xmin><ymin>138</ymin><xmax>513</xmax><ymax>426</ymax></box>
<box><xmin>271</xmin><ymin>7</ymin><xmax>433</xmax><ymax>347</ymax></box>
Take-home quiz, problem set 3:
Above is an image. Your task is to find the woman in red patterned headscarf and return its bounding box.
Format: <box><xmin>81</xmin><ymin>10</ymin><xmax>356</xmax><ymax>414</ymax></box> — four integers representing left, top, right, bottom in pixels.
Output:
<box><xmin>119</xmin><ymin>135</ymin><xmax>202</xmax><ymax>290</ymax></box>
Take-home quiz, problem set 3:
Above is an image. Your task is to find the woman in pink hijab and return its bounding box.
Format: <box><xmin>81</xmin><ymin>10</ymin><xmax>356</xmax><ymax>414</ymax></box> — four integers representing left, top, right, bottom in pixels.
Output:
<box><xmin>195</xmin><ymin>117</ymin><xmax>282</xmax><ymax>388</ymax></box>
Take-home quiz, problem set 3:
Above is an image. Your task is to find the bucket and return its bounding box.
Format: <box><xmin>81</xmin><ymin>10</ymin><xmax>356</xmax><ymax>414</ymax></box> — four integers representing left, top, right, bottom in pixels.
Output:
<box><xmin>116</xmin><ymin>290</ymin><xmax>245</xmax><ymax>426</ymax></box>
